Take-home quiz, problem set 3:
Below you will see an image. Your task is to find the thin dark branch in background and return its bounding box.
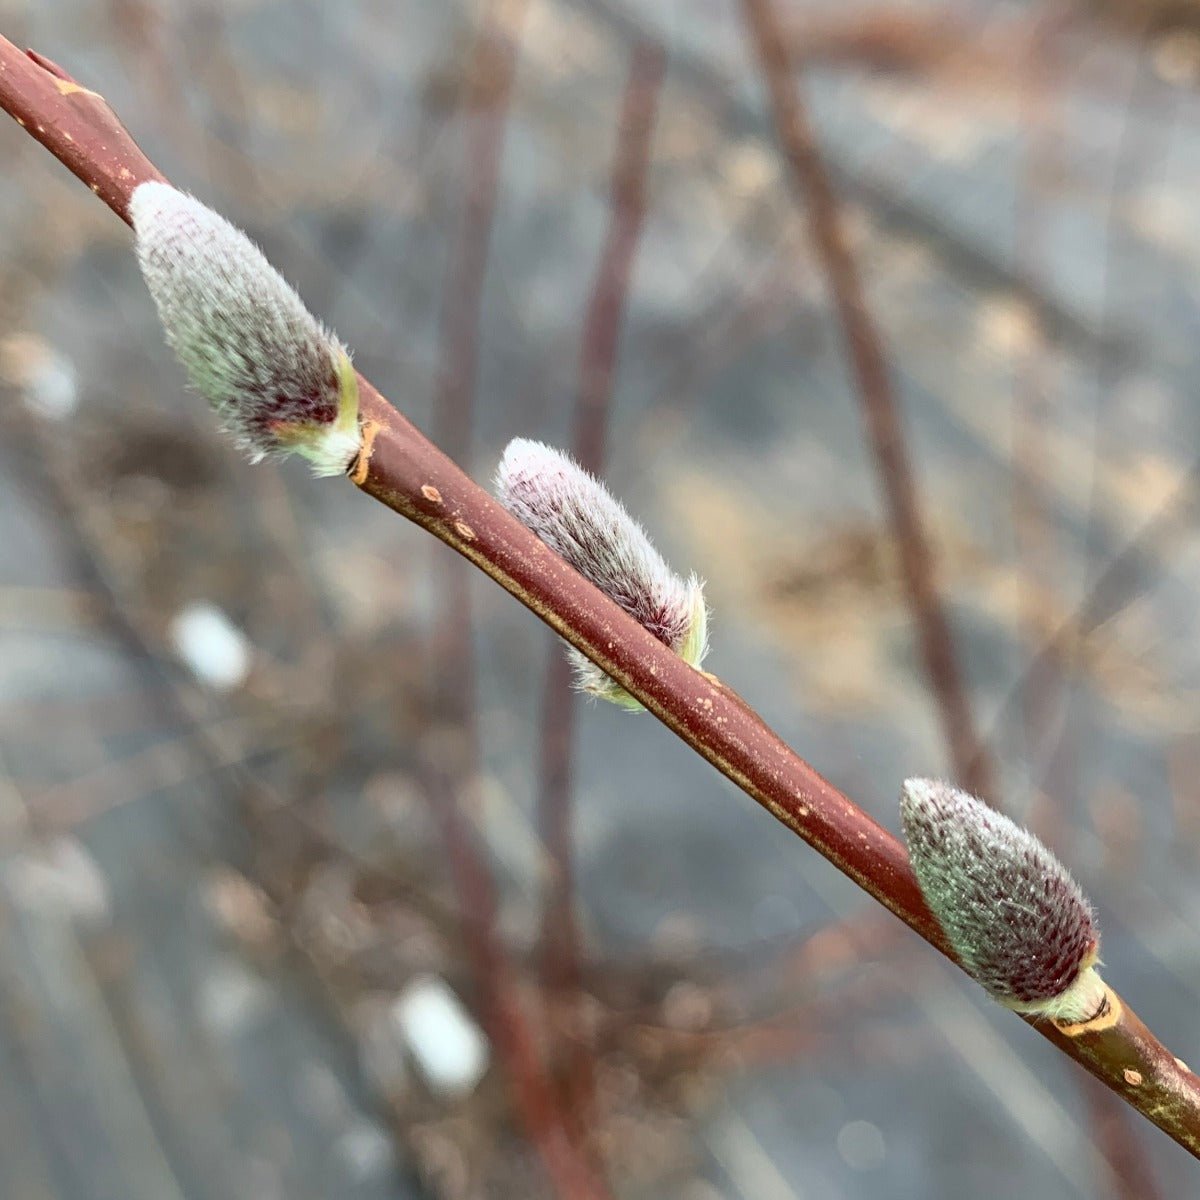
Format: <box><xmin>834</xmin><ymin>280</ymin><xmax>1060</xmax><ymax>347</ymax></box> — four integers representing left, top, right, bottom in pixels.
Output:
<box><xmin>743</xmin><ymin>4</ymin><xmax>1168</xmax><ymax>1186</ymax></box>
<box><xmin>739</xmin><ymin>0</ymin><xmax>995</xmax><ymax>802</ymax></box>
<box><xmin>570</xmin><ymin>44</ymin><xmax>665</xmax><ymax>470</ymax></box>
<box><xmin>420</xmin><ymin>3</ymin><xmax>613</xmax><ymax>1196</ymax></box>
<box><xmin>431</xmin><ymin>0</ymin><xmax>525</xmax><ymax>462</ymax></box>
<box><xmin>0</xmin><ymin>407</ymin><xmax>458</xmax><ymax>1200</ymax></box>
<box><xmin>536</xmin><ymin>39</ymin><xmax>666</xmax><ymax>1141</ymax></box>
<box><xmin>736</xmin><ymin>1</ymin><xmax>1199</xmax><ymax>1175</ymax></box>
<box><xmin>579</xmin><ymin>0</ymin><xmax>1135</xmax><ymax>372</ymax></box>
<box><xmin>423</xmin><ymin>752</ymin><xmax>614</xmax><ymax>1200</ymax></box>
<box><xmin>428</xmin><ymin>0</ymin><xmax>524</xmax><ymax>728</ymax></box>
<box><xmin>736</xmin><ymin>0</ymin><xmax>1055</xmax><ymax>1130</ymax></box>
<box><xmin>577</xmin><ymin>0</ymin><xmax>1186</xmax><ymax>769</ymax></box>
<box><xmin>7</xmin><ymin>35</ymin><xmax>1200</xmax><ymax>1163</ymax></box>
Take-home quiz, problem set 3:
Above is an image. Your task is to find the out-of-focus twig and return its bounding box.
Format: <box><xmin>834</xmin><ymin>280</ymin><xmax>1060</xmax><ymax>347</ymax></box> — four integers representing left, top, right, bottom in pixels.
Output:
<box><xmin>536</xmin><ymin>39</ymin><xmax>665</xmax><ymax>1139</ymax></box>
<box><xmin>739</xmin><ymin>0</ymin><xmax>994</xmax><ymax>803</ymax></box>
<box><xmin>569</xmin><ymin>43</ymin><xmax>665</xmax><ymax>470</ymax></box>
<box><xmin>744</xmin><ymin>5</ymin><xmax>1168</xmax><ymax>1185</ymax></box>
<box><xmin>427</xmin><ymin>0</ymin><xmax>526</xmax><ymax>721</ymax></box>
<box><xmin>420</xmin><ymin>4</ymin><xmax>617</xmax><ymax>1197</ymax></box>
<box><xmin>423</xmin><ymin>751</ymin><xmax>614</xmax><ymax>1200</ymax></box>
<box><xmin>6</xmin><ymin>35</ymin><xmax>1200</xmax><ymax>1160</ymax></box>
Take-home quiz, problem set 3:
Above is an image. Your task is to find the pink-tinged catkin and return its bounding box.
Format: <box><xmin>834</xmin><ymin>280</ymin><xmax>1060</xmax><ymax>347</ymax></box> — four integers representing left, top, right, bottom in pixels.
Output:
<box><xmin>495</xmin><ymin>438</ymin><xmax>708</xmax><ymax>709</ymax></box>
<box><xmin>129</xmin><ymin>182</ymin><xmax>360</xmax><ymax>476</ymax></box>
<box><xmin>900</xmin><ymin>778</ymin><xmax>1106</xmax><ymax>1024</ymax></box>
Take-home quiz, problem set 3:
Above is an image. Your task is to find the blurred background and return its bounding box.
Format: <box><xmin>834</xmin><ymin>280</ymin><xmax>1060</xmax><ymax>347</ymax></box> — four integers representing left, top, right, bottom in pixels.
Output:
<box><xmin>3</xmin><ymin>0</ymin><xmax>1200</xmax><ymax>1196</ymax></box>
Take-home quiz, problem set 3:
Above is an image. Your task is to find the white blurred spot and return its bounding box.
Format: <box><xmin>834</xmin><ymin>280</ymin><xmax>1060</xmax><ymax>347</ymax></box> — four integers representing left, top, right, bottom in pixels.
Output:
<box><xmin>0</xmin><ymin>333</ymin><xmax>78</xmax><ymax>420</ymax></box>
<box><xmin>392</xmin><ymin>975</ymin><xmax>489</xmax><ymax>1099</ymax></box>
<box><xmin>26</xmin><ymin>353</ymin><xmax>78</xmax><ymax>420</ymax></box>
<box><xmin>1154</xmin><ymin>30</ymin><xmax>1200</xmax><ymax>86</ymax></box>
<box><xmin>169</xmin><ymin>602</ymin><xmax>251</xmax><ymax>690</ymax></box>
<box><xmin>335</xmin><ymin>1121</ymin><xmax>395</xmax><ymax>1182</ymax></box>
<box><xmin>975</xmin><ymin>296</ymin><xmax>1037</xmax><ymax>358</ymax></box>
<box><xmin>197</xmin><ymin>958</ymin><xmax>271</xmax><ymax>1034</ymax></box>
<box><xmin>836</xmin><ymin>1119</ymin><xmax>886</xmax><ymax>1170</ymax></box>
<box><xmin>7</xmin><ymin>836</ymin><xmax>111</xmax><ymax>924</ymax></box>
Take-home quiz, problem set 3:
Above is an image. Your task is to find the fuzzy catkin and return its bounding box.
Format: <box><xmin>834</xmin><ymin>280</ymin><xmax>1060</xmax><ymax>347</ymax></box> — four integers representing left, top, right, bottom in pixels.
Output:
<box><xmin>495</xmin><ymin>438</ymin><xmax>708</xmax><ymax>708</ymax></box>
<box><xmin>130</xmin><ymin>182</ymin><xmax>360</xmax><ymax>476</ymax></box>
<box><xmin>900</xmin><ymin>778</ymin><xmax>1102</xmax><ymax>1020</ymax></box>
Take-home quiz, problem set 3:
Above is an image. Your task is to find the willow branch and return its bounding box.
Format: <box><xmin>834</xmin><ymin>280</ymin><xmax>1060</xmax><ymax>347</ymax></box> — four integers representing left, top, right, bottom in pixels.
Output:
<box><xmin>4</xmin><ymin>35</ymin><xmax>1199</xmax><ymax>1160</ymax></box>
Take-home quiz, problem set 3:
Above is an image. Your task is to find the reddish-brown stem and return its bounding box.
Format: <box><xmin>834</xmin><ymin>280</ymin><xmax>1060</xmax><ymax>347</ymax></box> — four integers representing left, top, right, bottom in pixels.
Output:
<box><xmin>536</xmin><ymin>40</ymin><xmax>665</xmax><ymax>1137</ymax></box>
<box><xmin>739</xmin><ymin>0</ymin><xmax>994</xmax><ymax>803</ymax></box>
<box><xmin>4</xmin><ymin>34</ymin><xmax>1200</xmax><ymax>1161</ymax></box>
<box><xmin>0</xmin><ymin>46</ymin><xmax>167</xmax><ymax>215</ymax></box>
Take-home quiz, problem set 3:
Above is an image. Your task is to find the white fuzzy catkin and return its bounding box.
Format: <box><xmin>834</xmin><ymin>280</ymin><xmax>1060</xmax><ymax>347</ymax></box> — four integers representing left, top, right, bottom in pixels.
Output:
<box><xmin>130</xmin><ymin>182</ymin><xmax>360</xmax><ymax>476</ymax></box>
<box><xmin>900</xmin><ymin>777</ymin><xmax>1106</xmax><ymax>1024</ymax></box>
<box><xmin>495</xmin><ymin>438</ymin><xmax>708</xmax><ymax>709</ymax></box>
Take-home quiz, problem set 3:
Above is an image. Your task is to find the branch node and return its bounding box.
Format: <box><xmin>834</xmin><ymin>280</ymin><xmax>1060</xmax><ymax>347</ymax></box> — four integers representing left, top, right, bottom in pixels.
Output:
<box><xmin>1054</xmin><ymin>984</ymin><xmax>1122</xmax><ymax>1036</ymax></box>
<box><xmin>350</xmin><ymin>418</ymin><xmax>380</xmax><ymax>485</ymax></box>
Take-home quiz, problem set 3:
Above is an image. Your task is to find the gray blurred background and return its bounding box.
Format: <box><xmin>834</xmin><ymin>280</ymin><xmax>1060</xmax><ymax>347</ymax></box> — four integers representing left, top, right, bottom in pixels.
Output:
<box><xmin>3</xmin><ymin>0</ymin><xmax>1200</xmax><ymax>1196</ymax></box>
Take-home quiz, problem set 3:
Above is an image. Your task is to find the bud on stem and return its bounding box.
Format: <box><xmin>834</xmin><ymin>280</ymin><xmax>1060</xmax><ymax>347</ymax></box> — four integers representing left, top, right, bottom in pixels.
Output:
<box><xmin>900</xmin><ymin>777</ymin><xmax>1105</xmax><ymax>1025</ymax></box>
<box><xmin>130</xmin><ymin>182</ymin><xmax>360</xmax><ymax>476</ymax></box>
<box><xmin>495</xmin><ymin>438</ymin><xmax>708</xmax><ymax>709</ymax></box>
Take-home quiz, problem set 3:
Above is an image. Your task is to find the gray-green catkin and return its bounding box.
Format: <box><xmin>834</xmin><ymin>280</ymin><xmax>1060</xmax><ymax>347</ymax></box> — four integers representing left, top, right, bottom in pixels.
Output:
<box><xmin>130</xmin><ymin>182</ymin><xmax>360</xmax><ymax>476</ymax></box>
<box><xmin>901</xmin><ymin>777</ymin><xmax>1105</xmax><ymax>1023</ymax></box>
<box><xmin>495</xmin><ymin>438</ymin><xmax>708</xmax><ymax>709</ymax></box>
